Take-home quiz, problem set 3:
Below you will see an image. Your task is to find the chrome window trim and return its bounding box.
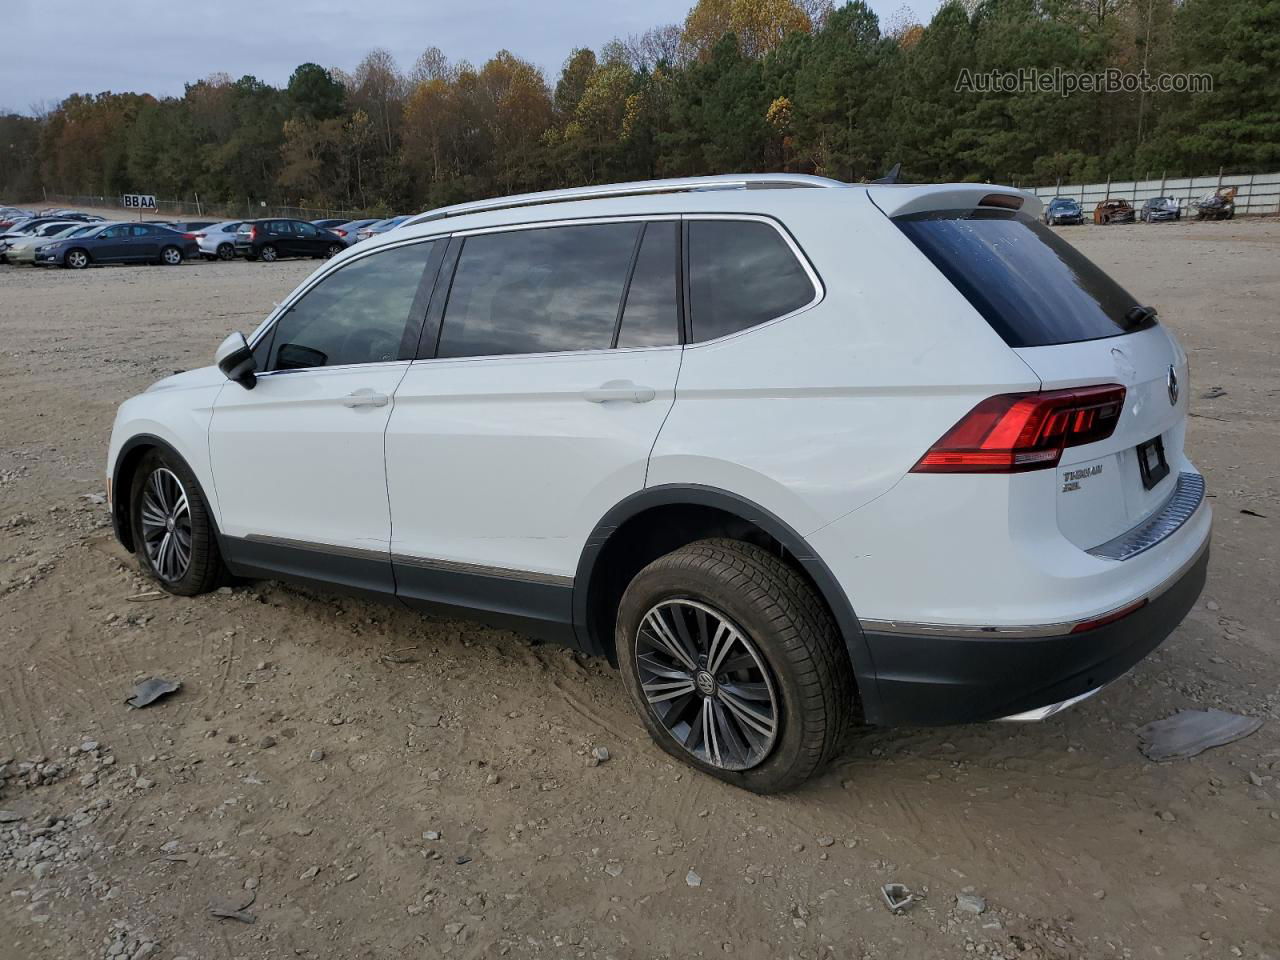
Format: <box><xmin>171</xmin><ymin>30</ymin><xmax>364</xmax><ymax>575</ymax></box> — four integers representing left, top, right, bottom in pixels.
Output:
<box><xmin>861</xmin><ymin>533</ymin><xmax>1208</xmax><ymax>640</ymax></box>
<box><xmin>412</xmin><ymin>212</ymin><xmax>823</xmax><ymax>362</ymax></box>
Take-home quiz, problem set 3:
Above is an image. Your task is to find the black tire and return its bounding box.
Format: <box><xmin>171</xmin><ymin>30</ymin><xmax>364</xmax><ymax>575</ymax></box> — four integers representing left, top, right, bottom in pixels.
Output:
<box><xmin>66</xmin><ymin>248</ymin><xmax>90</xmax><ymax>269</ymax></box>
<box><xmin>216</xmin><ymin>243</ymin><xmax>234</xmax><ymax>261</ymax></box>
<box><xmin>616</xmin><ymin>538</ymin><xmax>854</xmax><ymax>793</ymax></box>
<box><xmin>259</xmin><ymin>244</ymin><xmax>278</xmax><ymax>262</ymax></box>
<box><xmin>160</xmin><ymin>245</ymin><xmax>183</xmax><ymax>266</ymax></box>
<box><xmin>129</xmin><ymin>449</ymin><xmax>226</xmax><ymax>596</ymax></box>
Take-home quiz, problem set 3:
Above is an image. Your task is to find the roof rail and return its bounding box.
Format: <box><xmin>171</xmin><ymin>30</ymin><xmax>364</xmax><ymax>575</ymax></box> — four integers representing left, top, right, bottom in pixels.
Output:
<box><xmin>402</xmin><ymin>174</ymin><xmax>848</xmax><ymax>228</ymax></box>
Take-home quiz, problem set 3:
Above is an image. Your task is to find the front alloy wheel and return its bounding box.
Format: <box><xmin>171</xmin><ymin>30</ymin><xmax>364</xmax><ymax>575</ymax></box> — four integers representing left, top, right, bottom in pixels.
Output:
<box><xmin>67</xmin><ymin>249</ymin><xmax>89</xmax><ymax>269</ymax></box>
<box><xmin>636</xmin><ymin>599</ymin><xmax>779</xmax><ymax>770</ymax></box>
<box><xmin>139</xmin><ymin>467</ymin><xmax>192</xmax><ymax>582</ymax></box>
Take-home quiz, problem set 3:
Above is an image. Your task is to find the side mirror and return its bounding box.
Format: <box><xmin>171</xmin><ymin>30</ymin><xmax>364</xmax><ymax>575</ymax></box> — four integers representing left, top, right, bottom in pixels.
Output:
<box><xmin>215</xmin><ymin>331</ymin><xmax>257</xmax><ymax>389</ymax></box>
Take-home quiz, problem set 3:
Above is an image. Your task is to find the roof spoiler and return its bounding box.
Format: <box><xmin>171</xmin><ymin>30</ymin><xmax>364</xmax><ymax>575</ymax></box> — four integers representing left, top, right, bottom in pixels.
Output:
<box><xmin>871</xmin><ymin>163</ymin><xmax>902</xmax><ymax>185</ymax></box>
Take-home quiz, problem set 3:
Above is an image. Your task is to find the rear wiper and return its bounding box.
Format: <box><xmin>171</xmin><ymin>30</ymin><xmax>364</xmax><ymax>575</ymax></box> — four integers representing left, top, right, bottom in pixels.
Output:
<box><xmin>1125</xmin><ymin>304</ymin><xmax>1159</xmax><ymax>326</ymax></box>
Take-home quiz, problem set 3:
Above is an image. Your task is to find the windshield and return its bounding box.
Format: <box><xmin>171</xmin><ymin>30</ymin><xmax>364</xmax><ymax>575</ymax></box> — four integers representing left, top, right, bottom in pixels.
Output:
<box><xmin>894</xmin><ymin>209</ymin><xmax>1155</xmax><ymax>347</ymax></box>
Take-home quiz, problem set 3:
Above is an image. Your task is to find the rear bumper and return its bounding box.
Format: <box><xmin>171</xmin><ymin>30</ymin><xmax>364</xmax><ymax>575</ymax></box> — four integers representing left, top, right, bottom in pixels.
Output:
<box><xmin>862</xmin><ymin>540</ymin><xmax>1209</xmax><ymax>726</ymax></box>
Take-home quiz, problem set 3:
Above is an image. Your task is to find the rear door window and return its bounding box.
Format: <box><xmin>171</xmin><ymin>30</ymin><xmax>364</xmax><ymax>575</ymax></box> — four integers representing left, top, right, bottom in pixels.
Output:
<box><xmin>894</xmin><ymin>209</ymin><xmax>1150</xmax><ymax>347</ymax></box>
<box><xmin>437</xmin><ymin>222</ymin><xmax>640</xmax><ymax>358</ymax></box>
<box><xmin>616</xmin><ymin>221</ymin><xmax>680</xmax><ymax>348</ymax></box>
<box><xmin>687</xmin><ymin>219</ymin><xmax>815</xmax><ymax>343</ymax></box>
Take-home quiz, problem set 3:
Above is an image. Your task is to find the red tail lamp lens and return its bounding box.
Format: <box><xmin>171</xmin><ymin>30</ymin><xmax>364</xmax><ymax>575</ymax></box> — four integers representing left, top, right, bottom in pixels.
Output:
<box><xmin>912</xmin><ymin>385</ymin><xmax>1126</xmax><ymax>473</ymax></box>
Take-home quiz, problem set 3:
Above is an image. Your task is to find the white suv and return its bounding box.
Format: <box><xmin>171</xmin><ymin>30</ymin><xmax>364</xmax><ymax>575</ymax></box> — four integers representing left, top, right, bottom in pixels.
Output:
<box><xmin>107</xmin><ymin>175</ymin><xmax>1211</xmax><ymax>793</ymax></box>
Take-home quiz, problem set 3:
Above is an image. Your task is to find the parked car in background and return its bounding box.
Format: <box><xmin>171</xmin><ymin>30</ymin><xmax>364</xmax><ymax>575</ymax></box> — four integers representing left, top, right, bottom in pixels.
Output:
<box><xmin>329</xmin><ymin>218</ymin><xmax>378</xmax><ymax>246</ymax></box>
<box><xmin>1043</xmin><ymin>197</ymin><xmax>1084</xmax><ymax>225</ymax></box>
<box><xmin>355</xmin><ymin>215</ymin><xmax>410</xmax><ymax>243</ymax></box>
<box><xmin>1193</xmin><ymin>187</ymin><xmax>1236</xmax><ymax>221</ymax></box>
<box><xmin>1093</xmin><ymin>198</ymin><xmax>1135</xmax><ymax>225</ymax></box>
<box><xmin>37</xmin><ymin>222</ymin><xmax>198</xmax><ymax>268</ymax></box>
<box><xmin>37</xmin><ymin>209</ymin><xmax>104</xmax><ymax>222</ymax></box>
<box><xmin>107</xmin><ymin>174</ymin><xmax>1209</xmax><ymax>793</ymax></box>
<box><xmin>1139</xmin><ymin>197</ymin><xmax>1180</xmax><ymax>223</ymax></box>
<box><xmin>166</xmin><ymin>220</ymin><xmax>219</xmax><ymax>234</ymax></box>
<box><xmin>4</xmin><ymin>222</ymin><xmax>96</xmax><ymax>264</ymax></box>
<box><xmin>196</xmin><ymin>221</ymin><xmax>243</xmax><ymax>261</ymax></box>
<box><xmin>311</xmin><ymin>218</ymin><xmax>350</xmax><ymax>230</ymax></box>
<box><xmin>1</xmin><ymin>218</ymin><xmax>83</xmax><ymax>258</ymax></box>
<box><xmin>234</xmin><ymin>219</ymin><xmax>344</xmax><ymax>262</ymax></box>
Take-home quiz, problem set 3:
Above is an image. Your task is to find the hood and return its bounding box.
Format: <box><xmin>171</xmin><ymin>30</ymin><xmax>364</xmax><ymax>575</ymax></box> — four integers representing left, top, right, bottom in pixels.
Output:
<box><xmin>144</xmin><ymin>365</ymin><xmax>226</xmax><ymax>393</ymax></box>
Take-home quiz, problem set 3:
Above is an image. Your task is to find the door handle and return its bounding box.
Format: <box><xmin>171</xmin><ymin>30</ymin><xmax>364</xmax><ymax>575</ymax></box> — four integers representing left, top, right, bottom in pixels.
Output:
<box><xmin>582</xmin><ymin>380</ymin><xmax>656</xmax><ymax>404</ymax></box>
<box><xmin>341</xmin><ymin>389</ymin><xmax>390</xmax><ymax>408</ymax></box>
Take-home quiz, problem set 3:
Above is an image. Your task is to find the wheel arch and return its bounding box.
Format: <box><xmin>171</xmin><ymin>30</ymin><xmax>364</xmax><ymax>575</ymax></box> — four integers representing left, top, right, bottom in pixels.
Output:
<box><xmin>572</xmin><ymin>484</ymin><xmax>881</xmax><ymax>722</ymax></box>
<box><xmin>111</xmin><ymin>433</ymin><xmax>223</xmax><ymax>554</ymax></box>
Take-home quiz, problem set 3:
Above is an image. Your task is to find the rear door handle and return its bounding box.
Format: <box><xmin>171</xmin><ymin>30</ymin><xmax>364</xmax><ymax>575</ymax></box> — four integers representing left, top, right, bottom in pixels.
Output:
<box><xmin>582</xmin><ymin>380</ymin><xmax>656</xmax><ymax>404</ymax></box>
<box><xmin>342</xmin><ymin>388</ymin><xmax>390</xmax><ymax>408</ymax></box>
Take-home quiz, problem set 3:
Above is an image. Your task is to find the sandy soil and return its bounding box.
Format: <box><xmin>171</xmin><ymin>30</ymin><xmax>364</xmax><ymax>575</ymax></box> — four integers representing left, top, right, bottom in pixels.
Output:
<box><xmin>1</xmin><ymin>217</ymin><xmax>1278</xmax><ymax>960</ymax></box>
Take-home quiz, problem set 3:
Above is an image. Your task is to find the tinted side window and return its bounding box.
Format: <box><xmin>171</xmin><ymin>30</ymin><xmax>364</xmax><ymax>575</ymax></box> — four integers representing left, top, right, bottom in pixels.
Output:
<box><xmin>101</xmin><ymin>225</ymin><xmax>126</xmax><ymax>239</ymax></box>
<box><xmin>616</xmin><ymin>221</ymin><xmax>680</xmax><ymax>348</ymax></box>
<box><xmin>296</xmin><ymin>222</ymin><xmax>318</xmax><ymax>238</ymax></box>
<box><xmin>131</xmin><ymin>225</ymin><xmax>154</xmax><ymax>237</ymax></box>
<box><xmin>438</xmin><ymin>222</ymin><xmax>640</xmax><ymax>358</ymax></box>
<box><xmin>688</xmin><ymin>220</ymin><xmax>815</xmax><ymax>343</ymax></box>
<box><xmin>264</xmin><ymin>241</ymin><xmax>435</xmax><ymax>371</ymax></box>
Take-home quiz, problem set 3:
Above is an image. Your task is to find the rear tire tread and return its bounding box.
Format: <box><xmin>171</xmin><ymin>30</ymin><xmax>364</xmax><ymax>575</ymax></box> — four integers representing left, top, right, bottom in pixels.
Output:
<box><xmin>620</xmin><ymin>538</ymin><xmax>854</xmax><ymax>792</ymax></box>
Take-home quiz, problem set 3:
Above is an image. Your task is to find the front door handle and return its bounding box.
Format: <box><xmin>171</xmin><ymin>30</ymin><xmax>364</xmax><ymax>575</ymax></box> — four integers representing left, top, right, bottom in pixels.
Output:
<box><xmin>582</xmin><ymin>380</ymin><xmax>656</xmax><ymax>404</ymax></box>
<box><xmin>341</xmin><ymin>388</ymin><xmax>390</xmax><ymax>408</ymax></box>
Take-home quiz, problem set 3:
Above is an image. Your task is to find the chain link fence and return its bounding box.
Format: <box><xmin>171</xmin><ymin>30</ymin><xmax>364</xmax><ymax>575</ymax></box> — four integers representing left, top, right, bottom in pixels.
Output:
<box><xmin>1029</xmin><ymin>170</ymin><xmax>1280</xmax><ymax>217</ymax></box>
<box><xmin>40</xmin><ymin>194</ymin><xmax>371</xmax><ymax>222</ymax></box>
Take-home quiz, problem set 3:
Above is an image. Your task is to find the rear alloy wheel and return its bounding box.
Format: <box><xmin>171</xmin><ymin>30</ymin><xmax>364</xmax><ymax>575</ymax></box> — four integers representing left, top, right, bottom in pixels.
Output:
<box><xmin>66</xmin><ymin>249</ymin><xmax>89</xmax><ymax>269</ymax></box>
<box><xmin>130</xmin><ymin>450</ymin><xmax>226</xmax><ymax>596</ymax></box>
<box><xmin>216</xmin><ymin>243</ymin><xmax>234</xmax><ymax>261</ymax></box>
<box><xmin>326</xmin><ymin>243</ymin><xmax>343</xmax><ymax>258</ymax></box>
<box><xmin>160</xmin><ymin>245</ymin><xmax>183</xmax><ymax>266</ymax></box>
<box><xmin>259</xmin><ymin>244</ymin><xmax>278</xmax><ymax>262</ymax></box>
<box><xmin>617</xmin><ymin>539</ymin><xmax>854</xmax><ymax>793</ymax></box>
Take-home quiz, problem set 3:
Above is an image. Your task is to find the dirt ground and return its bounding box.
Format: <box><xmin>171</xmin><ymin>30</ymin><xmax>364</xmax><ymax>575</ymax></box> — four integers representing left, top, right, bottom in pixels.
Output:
<box><xmin>1</xmin><ymin>214</ymin><xmax>1278</xmax><ymax>960</ymax></box>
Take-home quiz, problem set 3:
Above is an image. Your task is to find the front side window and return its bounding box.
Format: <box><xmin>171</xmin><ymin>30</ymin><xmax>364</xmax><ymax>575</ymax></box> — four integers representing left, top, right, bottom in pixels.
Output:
<box><xmin>687</xmin><ymin>220</ymin><xmax>815</xmax><ymax>343</ymax></box>
<box><xmin>261</xmin><ymin>241</ymin><xmax>435</xmax><ymax>371</ymax></box>
<box><xmin>438</xmin><ymin>222</ymin><xmax>640</xmax><ymax>358</ymax></box>
<box><xmin>100</xmin><ymin>225</ymin><xmax>127</xmax><ymax>239</ymax></box>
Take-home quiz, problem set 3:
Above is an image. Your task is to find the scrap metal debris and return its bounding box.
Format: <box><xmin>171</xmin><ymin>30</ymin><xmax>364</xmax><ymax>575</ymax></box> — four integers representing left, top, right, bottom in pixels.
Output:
<box><xmin>1138</xmin><ymin>709</ymin><xmax>1262</xmax><ymax>761</ymax></box>
<box><xmin>881</xmin><ymin>882</ymin><xmax>915</xmax><ymax>914</ymax></box>
<box><xmin>210</xmin><ymin>892</ymin><xmax>256</xmax><ymax>924</ymax></box>
<box><xmin>125</xmin><ymin>677</ymin><xmax>182</xmax><ymax>708</ymax></box>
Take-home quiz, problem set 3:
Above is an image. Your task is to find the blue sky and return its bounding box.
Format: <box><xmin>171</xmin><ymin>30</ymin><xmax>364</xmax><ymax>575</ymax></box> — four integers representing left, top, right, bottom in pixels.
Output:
<box><xmin>4</xmin><ymin>0</ymin><xmax>940</xmax><ymax>112</ymax></box>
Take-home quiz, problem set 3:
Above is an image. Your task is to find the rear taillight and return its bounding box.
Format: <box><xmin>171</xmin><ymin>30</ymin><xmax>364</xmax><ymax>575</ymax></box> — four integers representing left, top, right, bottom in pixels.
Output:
<box><xmin>249</xmin><ymin>227</ymin><xmax>258</xmax><ymax>240</ymax></box>
<box><xmin>183</xmin><ymin>233</ymin><xmax>197</xmax><ymax>240</ymax></box>
<box><xmin>911</xmin><ymin>384</ymin><xmax>1126</xmax><ymax>474</ymax></box>
<box><xmin>334</xmin><ymin>229</ymin><xmax>347</xmax><ymax>237</ymax></box>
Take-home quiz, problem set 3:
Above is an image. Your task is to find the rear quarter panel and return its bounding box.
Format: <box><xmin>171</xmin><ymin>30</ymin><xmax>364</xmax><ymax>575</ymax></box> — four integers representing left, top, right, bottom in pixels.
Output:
<box><xmin>647</xmin><ymin>189</ymin><xmax>1042</xmax><ymax>537</ymax></box>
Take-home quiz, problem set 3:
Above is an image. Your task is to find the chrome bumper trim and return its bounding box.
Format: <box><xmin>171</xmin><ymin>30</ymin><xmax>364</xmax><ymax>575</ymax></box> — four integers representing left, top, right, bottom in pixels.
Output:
<box><xmin>860</xmin><ymin>536</ymin><xmax>1210</xmax><ymax>641</ymax></box>
<box><xmin>998</xmin><ymin>684</ymin><xmax>1106</xmax><ymax>721</ymax></box>
<box><xmin>1088</xmin><ymin>472</ymin><xmax>1205</xmax><ymax>561</ymax></box>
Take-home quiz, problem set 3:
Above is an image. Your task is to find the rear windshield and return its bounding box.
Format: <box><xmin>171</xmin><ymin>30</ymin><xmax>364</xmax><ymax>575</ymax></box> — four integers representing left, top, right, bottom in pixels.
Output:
<box><xmin>894</xmin><ymin>209</ymin><xmax>1153</xmax><ymax>347</ymax></box>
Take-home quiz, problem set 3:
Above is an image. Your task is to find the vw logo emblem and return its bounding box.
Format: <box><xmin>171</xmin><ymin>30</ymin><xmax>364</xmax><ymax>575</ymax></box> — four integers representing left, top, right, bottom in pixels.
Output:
<box><xmin>694</xmin><ymin>671</ymin><xmax>717</xmax><ymax>696</ymax></box>
<box><xmin>1167</xmin><ymin>365</ymin><xmax>1179</xmax><ymax>406</ymax></box>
